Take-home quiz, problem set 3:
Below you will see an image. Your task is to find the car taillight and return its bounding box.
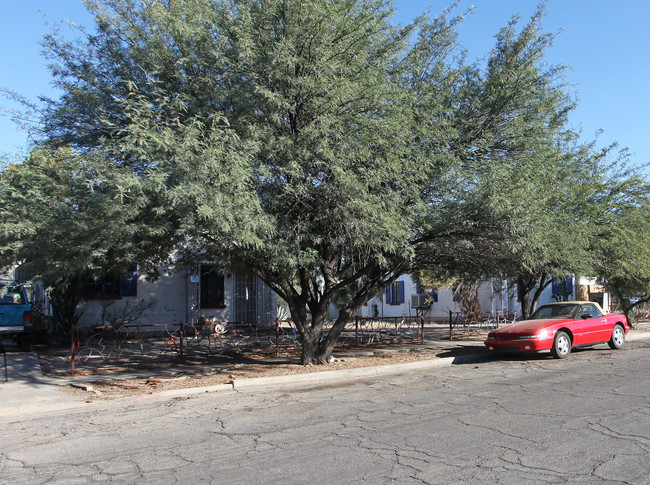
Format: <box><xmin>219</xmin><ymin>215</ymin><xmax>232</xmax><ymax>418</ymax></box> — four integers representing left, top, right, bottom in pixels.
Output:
<box><xmin>23</xmin><ymin>311</ymin><xmax>32</xmax><ymax>324</ymax></box>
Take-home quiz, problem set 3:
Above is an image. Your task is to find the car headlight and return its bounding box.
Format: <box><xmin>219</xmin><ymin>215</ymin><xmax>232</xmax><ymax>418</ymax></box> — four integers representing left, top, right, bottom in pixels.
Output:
<box><xmin>518</xmin><ymin>330</ymin><xmax>548</xmax><ymax>340</ymax></box>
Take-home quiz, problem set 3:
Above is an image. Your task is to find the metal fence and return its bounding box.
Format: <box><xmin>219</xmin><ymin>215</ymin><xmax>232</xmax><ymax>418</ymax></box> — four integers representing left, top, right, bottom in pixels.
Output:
<box><xmin>69</xmin><ymin>316</ymin><xmax>426</xmax><ymax>375</ymax></box>
<box><xmin>444</xmin><ymin>310</ymin><xmax>522</xmax><ymax>340</ymax></box>
<box><xmin>352</xmin><ymin>316</ymin><xmax>425</xmax><ymax>345</ymax></box>
<box><xmin>68</xmin><ymin>312</ymin><xmax>523</xmax><ymax>374</ymax></box>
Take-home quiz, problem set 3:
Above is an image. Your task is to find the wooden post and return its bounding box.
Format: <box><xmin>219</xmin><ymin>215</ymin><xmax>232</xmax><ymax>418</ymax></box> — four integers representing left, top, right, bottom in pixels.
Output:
<box><xmin>70</xmin><ymin>324</ymin><xmax>76</xmax><ymax>375</ymax></box>
<box><xmin>355</xmin><ymin>316</ymin><xmax>359</xmax><ymax>346</ymax></box>
<box><xmin>179</xmin><ymin>321</ymin><xmax>184</xmax><ymax>359</ymax></box>
<box><xmin>275</xmin><ymin>319</ymin><xmax>280</xmax><ymax>357</ymax></box>
<box><xmin>135</xmin><ymin>323</ymin><xmax>142</xmax><ymax>350</ymax></box>
<box><xmin>449</xmin><ymin>310</ymin><xmax>453</xmax><ymax>341</ymax></box>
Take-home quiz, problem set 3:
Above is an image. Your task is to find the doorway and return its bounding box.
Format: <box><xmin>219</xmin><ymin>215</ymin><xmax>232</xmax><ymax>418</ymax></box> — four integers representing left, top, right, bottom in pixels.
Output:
<box><xmin>235</xmin><ymin>273</ymin><xmax>257</xmax><ymax>322</ymax></box>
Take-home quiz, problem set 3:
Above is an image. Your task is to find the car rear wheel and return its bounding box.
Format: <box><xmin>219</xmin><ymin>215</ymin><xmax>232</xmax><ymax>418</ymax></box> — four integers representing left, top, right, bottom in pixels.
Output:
<box><xmin>551</xmin><ymin>331</ymin><xmax>571</xmax><ymax>359</ymax></box>
<box><xmin>608</xmin><ymin>324</ymin><xmax>625</xmax><ymax>350</ymax></box>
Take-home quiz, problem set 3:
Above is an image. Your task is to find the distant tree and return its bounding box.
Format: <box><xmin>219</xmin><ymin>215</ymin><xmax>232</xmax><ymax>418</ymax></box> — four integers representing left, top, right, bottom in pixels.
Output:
<box><xmin>414</xmin><ymin>6</ymin><xmax>602</xmax><ymax>317</ymax></box>
<box><xmin>0</xmin><ymin>146</ymin><xmax>179</xmax><ymax>333</ymax></box>
<box><xmin>589</xmin><ymin>168</ymin><xmax>650</xmax><ymax>325</ymax></box>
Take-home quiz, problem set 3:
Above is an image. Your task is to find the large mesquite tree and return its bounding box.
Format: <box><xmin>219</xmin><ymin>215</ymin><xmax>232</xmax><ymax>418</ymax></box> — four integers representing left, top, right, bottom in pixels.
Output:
<box><xmin>39</xmin><ymin>0</ymin><xmax>474</xmax><ymax>364</ymax></box>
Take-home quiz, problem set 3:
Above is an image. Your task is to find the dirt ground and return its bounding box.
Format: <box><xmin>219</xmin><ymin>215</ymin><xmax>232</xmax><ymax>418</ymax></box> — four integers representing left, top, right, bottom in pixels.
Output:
<box><xmin>38</xmin><ymin>335</ymin><xmax>488</xmax><ymax>401</ymax></box>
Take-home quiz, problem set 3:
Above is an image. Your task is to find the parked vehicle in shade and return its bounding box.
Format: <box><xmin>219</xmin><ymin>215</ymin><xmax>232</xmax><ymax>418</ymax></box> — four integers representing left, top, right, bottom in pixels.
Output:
<box><xmin>0</xmin><ymin>282</ymin><xmax>32</xmax><ymax>348</ymax></box>
<box><xmin>484</xmin><ymin>301</ymin><xmax>629</xmax><ymax>359</ymax></box>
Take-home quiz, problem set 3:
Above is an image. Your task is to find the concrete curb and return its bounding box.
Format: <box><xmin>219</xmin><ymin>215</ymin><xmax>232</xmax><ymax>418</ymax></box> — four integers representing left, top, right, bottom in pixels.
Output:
<box><xmin>129</xmin><ymin>383</ymin><xmax>235</xmax><ymax>400</ymax></box>
<box><xmin>110</xmin><ymin>354</ymin><xmax>493</xmax><ymax>403</ymax></box>
<box><xmin>231</xmin><ymin>353</ymin><xmax>491</xmax><ymax>390</ymax></box>
<box><xmin>226</xmin><ymin>330</ymin><xmax>650</xmax><ymax>392</ymax></box>
<box><xmin>626</xmin><ymin>330</ymin><xmax>650</xmax><ymax>342</ymax></box>
<box><xmin>112</xmin><ymin>354</ymin><xmax>492</xmax><ymax>403</ymax></box>
<box><xmin>117</xmin><ymin>328</ymin><xmax>650</xmax><ymax>397</ymax></box>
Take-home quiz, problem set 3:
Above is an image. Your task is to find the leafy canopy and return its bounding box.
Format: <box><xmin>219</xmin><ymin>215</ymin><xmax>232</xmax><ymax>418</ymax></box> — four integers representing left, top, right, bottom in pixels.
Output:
<box><xmin>7</xmin><ymin>0</ymin><xmax>648</xmax><ymax>359</ymax></box>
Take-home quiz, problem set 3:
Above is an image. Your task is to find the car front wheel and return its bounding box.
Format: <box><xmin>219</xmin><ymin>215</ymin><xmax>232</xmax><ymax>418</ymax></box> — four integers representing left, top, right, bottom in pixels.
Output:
<box><xmin>608</xmin><ymin>324</ymin><xmax>625</xmax><ymax>350</ymax></box>
<box><xmin>551</xmin><ymin>331</ymin><xmax>571</xmax><ymax>359</ymax></box>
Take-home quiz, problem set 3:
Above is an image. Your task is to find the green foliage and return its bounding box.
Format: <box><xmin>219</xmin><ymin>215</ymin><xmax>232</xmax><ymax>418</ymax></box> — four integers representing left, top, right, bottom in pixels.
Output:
<box><xmin>42</xmin><ymin>0</ymin><xmax>268</xmax><ymax>245</ymax></box>
<box><xmin>37</xmin><ymin>0</ymin><xmax>473</xmax><ymax>363</ymax></box>
<box><xmin>11</xmin><ymin>0</ymin><xmax>648</xmax><ymax>360</ymax></box>
<box><xmin>589</xmin><ymin>166</ymin><xmax>650</xmax><ymax>318</ymax></box>
<box><xmin>414</xmin><ymin>6</ymin><xmax>640</xmax><ymax>316</ymax></box>
<box><xmin>0</xmin><ymin>146</ymin><xmax>180</xmax><ymax>331</ymax></box>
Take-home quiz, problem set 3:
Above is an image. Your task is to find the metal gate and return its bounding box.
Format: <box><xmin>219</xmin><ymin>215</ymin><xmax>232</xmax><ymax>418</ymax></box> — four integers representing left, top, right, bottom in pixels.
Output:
<box><xmin>235</xmin><ymin>273</ymin><xmax>257</xmax><ymax>322</ymax></box>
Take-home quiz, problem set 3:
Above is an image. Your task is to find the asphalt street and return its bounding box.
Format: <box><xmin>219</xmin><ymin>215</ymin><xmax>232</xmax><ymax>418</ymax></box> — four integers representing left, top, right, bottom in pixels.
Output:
<box><xmin>1</xmin><ymin>339</ymin><xmax>649</xmax><ymax>484</ymax></box>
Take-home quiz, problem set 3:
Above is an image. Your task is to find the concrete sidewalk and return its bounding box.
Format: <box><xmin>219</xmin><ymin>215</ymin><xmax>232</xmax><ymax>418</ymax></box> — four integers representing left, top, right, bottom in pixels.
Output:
<box><xmin>2</xmin><ymin>326</ymin><xmax>649</xmax><ymax>417</ymax></box>
<box><xmin>0</xmin><ymin>351</ymin><xmax>89</xmax><ymax>415</ymax></box>
<box><xmin>0</xmin><ymin>337</ymin><xmax>491</xmax><ymax>415</ymax></box>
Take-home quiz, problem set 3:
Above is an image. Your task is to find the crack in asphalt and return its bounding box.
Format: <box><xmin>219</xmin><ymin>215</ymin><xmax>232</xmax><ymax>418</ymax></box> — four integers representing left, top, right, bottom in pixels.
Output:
<box><xmin>2</xmin><ymin>344</ymin><xmax>649</xmax><ymax>483</ymax></box>
<box><xmin>589</xmin><ymin>420</ymin><xmax>650</xmax><ymax>452</ymax></box>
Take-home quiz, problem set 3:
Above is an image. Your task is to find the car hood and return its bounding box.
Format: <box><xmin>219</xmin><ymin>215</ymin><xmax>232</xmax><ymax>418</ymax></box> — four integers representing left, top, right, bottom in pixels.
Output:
<box><xmin>490</xmin><ymin>318</ymin><xmax>571</xmax><ymax>335</ymax></box>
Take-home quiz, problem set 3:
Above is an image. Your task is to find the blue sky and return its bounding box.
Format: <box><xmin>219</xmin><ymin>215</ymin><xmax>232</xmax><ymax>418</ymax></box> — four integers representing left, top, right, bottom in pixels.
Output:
<box><xmin>1</xmin><ymin>1</ymin><xmax>649</xmax><ymax>170</ymax></box>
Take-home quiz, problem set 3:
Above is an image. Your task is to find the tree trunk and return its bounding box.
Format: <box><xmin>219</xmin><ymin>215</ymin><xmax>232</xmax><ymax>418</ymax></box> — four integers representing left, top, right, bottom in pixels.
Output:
<box><xmin>295</xmin><ymin>308</ymin><xmax>352</xmax><ymax>365</ymax></box>
<box><xmin>613</xmin><ymin>288</ymin><xmax>650</xmax><ymax>330</ymax></box>
<box><xmin>517</xmin><ymin>275</ymin><xmax>553</xmax><ymax>318</ymax></box>
<box><xmin>300</xmin><ymin>329</ymin><xmax>320</xmax><ymax>365</ymax></box>
<box><xmin>517</xmin><ymin>279</ymin><xmax>532</xmax><ymax>319</ymax></box>
<box><xmin>530</xmin><ymin>275</ymin><xmax>553</xmax><ymax>314</ymax></box>
<box><xmin>576</xmin><ymin>283</ymin><xmax>589</xmax><ymax>301</ymax></box>
<box><xmin>279</xmin><ymin>268</ymin><xmax>390</xmax><ymax>365</ymax></box>
<box><xmin>298</xmin><ymin>319</ymin><xmax>347</xmax><ymax>365</ymax></box>
<box><xmin>315</xmin><ymin>322</ymin><xmax>345</xmax><ymax>364</ymax></box>
<box><xmin>49</xmin><ymin>276</ymin><xmax>85</xmax><ymax>335</ymax></box>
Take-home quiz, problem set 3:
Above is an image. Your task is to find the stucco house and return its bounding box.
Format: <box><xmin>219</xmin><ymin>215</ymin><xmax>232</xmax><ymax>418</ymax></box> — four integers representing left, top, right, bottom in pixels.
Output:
<box><xmin>340</xmin><ymin>274</ymin><xmax>610</xmax><ymax>322</ymax></box>
<box><xmin>76</xmin><ymin>263</ymin><xmax>276</xmax><ymax>328</ymax></box>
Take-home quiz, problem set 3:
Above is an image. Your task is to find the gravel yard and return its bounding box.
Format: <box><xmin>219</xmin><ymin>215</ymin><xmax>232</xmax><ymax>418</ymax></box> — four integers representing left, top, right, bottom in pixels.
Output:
<box><xmin>38</xmin><ymin>337</ymin><xmax>488</xmax><ymax>401</ymax></box>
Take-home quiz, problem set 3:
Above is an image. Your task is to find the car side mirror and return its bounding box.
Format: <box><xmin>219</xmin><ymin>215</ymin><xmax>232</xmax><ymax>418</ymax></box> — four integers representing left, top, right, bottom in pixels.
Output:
<box><xmin>580</xmin><ymin>313</ymin><xmax>593</xmax><ymax>319</ymax></box>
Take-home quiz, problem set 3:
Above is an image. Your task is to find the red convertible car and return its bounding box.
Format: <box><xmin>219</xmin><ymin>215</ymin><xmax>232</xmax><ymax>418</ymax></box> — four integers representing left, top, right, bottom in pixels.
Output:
<box><xmin>484</xmin><ymin>301</ymin><xmax>629</xmax><ymax>358</ymax></box>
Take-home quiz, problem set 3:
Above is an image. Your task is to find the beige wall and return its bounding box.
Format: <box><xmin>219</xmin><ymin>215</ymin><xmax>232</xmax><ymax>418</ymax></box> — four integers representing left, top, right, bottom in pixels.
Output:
<box><xmin>76</xmin><ymin>267</ymin><xmax>276</xmax><ymax>328</ymax></box>
<box><xmin>77</xmin><ymin>267</ymin><xmax>188</xmax><ymax>328</ymax></box>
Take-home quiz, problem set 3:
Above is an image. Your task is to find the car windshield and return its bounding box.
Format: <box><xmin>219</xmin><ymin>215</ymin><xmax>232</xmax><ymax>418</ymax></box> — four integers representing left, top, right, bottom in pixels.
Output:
<box><xmin>528</xmin><ymin>304</ymin><xmax>578</xmax><ymax>320</ymax></box>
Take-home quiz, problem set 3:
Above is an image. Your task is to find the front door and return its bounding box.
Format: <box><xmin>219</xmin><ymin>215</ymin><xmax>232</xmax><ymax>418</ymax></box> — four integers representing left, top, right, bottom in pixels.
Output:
<box><xmin>234</xmin><ymin>273</ymin><xmax>257</xmax><ymax>323</ymax></box>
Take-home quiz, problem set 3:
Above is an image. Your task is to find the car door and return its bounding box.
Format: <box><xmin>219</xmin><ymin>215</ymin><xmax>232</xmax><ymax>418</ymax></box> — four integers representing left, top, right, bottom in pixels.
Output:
<box><xmin>574</xmin><ymin>303</ymin><xmax>607</xmax><ymax>344</ymax></box>
<box><xmin>587</xmin><ymin>303</ymin><xmax>616</xmax><ymax>342</ymax></box>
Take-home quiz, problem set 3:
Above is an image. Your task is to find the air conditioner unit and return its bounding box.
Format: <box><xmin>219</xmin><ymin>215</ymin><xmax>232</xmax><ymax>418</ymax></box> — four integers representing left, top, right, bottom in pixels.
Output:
<box><xmin>411</xmin><ymin>294</ymin><xmax>431</xmax><ymax>309</ymax></box>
